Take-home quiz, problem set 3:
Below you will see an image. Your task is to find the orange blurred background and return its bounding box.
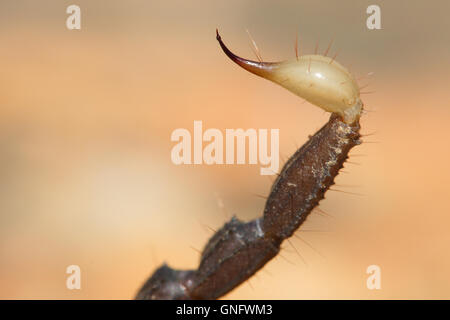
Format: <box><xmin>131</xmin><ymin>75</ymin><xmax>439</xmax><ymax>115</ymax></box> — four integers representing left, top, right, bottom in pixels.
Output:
<box><xmin>1</xmin><ymin>1</ymin><xmax>450</xmax><ymax>299</ymax></box>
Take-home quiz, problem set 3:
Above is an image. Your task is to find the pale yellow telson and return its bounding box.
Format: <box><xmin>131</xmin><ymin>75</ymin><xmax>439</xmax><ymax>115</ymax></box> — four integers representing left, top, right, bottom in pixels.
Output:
<box><xmin>216</xmin><ymin>31</ymin><xmax>363</xmax><ymax>124</ymax></box>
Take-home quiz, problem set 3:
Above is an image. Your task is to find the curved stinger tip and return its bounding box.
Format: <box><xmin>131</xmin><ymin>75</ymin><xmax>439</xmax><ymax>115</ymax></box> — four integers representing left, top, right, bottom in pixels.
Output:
<box><xmin>215</xmin><ymin>29</ymin><xmax>276</xmax><ymax>79</ymax></box>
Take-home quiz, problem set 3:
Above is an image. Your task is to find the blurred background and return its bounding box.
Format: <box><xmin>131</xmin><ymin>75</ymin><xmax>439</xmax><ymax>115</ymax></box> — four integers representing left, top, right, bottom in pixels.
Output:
<box><xmin>0</xmin><ymin>0</ymin><xmax>449</xmax><ymax>299</ymax></box>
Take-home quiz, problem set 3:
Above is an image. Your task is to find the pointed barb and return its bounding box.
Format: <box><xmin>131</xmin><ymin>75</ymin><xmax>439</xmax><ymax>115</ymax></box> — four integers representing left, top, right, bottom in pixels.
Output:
<box><xmin>216</xmin><ymin>29</ymin><xmax>279</xmax><ymax>79</ymax></box>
